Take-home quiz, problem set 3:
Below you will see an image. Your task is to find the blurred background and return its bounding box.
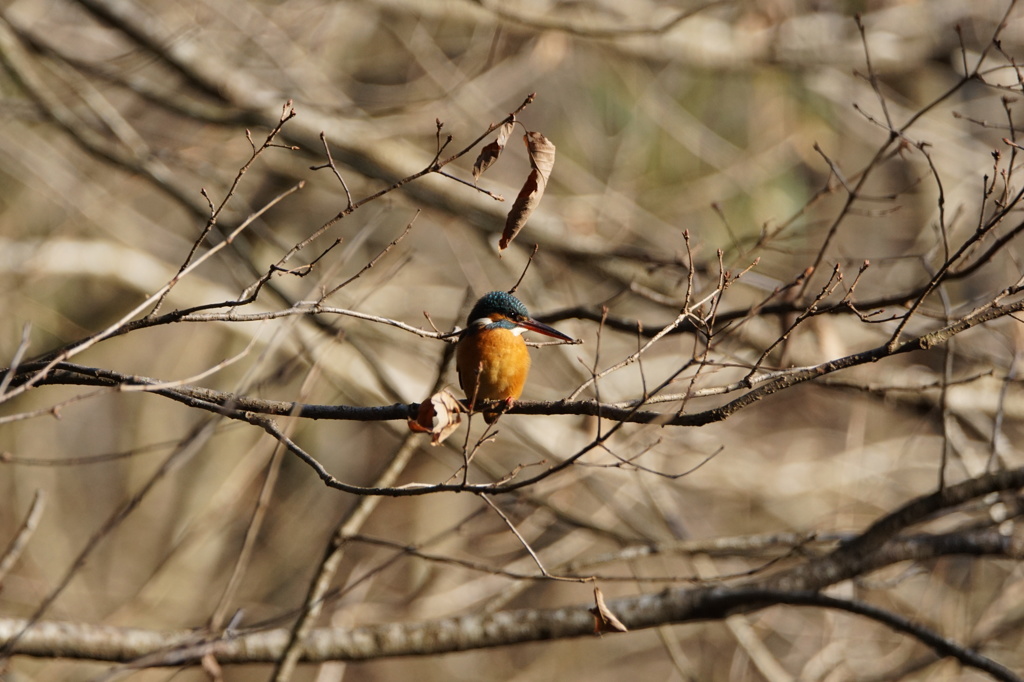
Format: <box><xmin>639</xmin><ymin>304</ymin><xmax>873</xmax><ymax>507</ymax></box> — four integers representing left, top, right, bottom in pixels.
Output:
<box><xmin>1</xmin><ymin>0</ymin><xmax>1024</xmax><ymax>679</ymax></box>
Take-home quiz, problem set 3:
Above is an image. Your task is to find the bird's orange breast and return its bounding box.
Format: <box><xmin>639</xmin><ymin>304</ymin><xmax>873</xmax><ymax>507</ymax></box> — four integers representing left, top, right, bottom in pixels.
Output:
<box><xmin>456</xmin><ymin>327</ymin><xmax>531</xmax><ymax>404</ymax></box>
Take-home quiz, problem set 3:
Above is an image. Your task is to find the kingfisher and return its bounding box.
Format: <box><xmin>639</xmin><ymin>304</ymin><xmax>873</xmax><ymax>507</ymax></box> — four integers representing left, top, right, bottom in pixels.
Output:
<box><xmin>456</xmin><ymin>291</ymin><xmax>574</xmax><ymax>423</ymax></box>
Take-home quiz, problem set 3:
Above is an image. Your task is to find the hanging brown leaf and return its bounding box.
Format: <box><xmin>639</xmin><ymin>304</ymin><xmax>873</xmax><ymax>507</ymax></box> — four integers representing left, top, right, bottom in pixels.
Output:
<box><xmin>589</xmin><ymin>586</ymin><xmax>628</xmax><ymax>634</ymax></box>
<box><xmin>499</xmin><ymin>131</ymin><xmax>556</xmax><ymax>251</ymax></box>
<box><xmin>472</xmin><ymin>122</ymin><xmax>515</xmax><ymax>182</ymax></box>
<box><xmin>407</xmin><ymin>389</ymin><xmax>462</xmax><ymax>445</ymax></box>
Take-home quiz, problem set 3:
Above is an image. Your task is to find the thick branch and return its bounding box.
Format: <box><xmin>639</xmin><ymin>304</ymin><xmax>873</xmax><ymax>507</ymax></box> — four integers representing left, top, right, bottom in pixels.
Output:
<box><xmin>10</xmin><ymin>292</ymin><xmax>1022</xmax><ymax>432</ymax></box>
<box><xmin>0</xmin><ymin>471</ymin><xmax>1020</xmax><ymax>668</ymax></box>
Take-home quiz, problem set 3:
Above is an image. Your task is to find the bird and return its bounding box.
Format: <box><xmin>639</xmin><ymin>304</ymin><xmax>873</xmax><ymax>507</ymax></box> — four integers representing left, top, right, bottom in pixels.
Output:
<box><xmin>456</xmin><ymin>291</ymin><xmax>574</xmax><ymax>423</ymax></box>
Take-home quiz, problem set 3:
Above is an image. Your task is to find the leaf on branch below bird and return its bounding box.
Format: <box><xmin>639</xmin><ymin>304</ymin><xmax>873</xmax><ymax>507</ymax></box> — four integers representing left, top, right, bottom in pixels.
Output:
<box><xmin>407</xmin><ymin>389</ymin><xmax>463</xmax><ymax>444</ymax></box>
<box><xmin>472</xmin><ymin>122</ymin><xmax>515</xmax><ymax>182</ymax></box>
<box><xmin>499</xmin><ymin>131</ymin><xmax>555</xmax><ymax>251</ymax></box>
<box><xmin>589</xmin><ymin>586</ymin><xmax>628</xmax><ymax>634</ymax></box>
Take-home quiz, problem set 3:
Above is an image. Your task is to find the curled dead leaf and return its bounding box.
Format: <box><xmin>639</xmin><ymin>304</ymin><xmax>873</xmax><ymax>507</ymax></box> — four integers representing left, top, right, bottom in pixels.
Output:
<box><xmin>524</xmin><ymin>131</ymin><xmax>555</xmax><ymax>178</ymax></box>
<box><xmin>589</xmin><ymin>586</ymin><xmax>628</xmax><ymax>634</ymax></box>
<box><xmin>499</xmin><ymin>131</ymin><xmax>555</xmax><ymax>251</ymax></box>
<box><xmin>407</xmin><ymin>389</ymin><xmax>462</xmax><ymax>445</ymax></box>
<box><xmin>472</xmin><ymin>122</ymin><xmax>515</xmax><ymax>182</ymax></box>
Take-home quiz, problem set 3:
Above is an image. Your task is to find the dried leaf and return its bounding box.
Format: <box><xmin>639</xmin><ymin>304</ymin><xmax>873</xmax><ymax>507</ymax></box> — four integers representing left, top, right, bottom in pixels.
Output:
<box><xmin>524</xmin><ymin>130</ymin><xmax>556</xmax><ymax>179</ymax></box>
<box><xmin>499</xmin><ymin>169</ymin><xmax>543</xmax><ymax>251</ymax></box>
<box><xmin>499</xmin><ymin>131</ymin><xmax>556</xmax><ymax>251</ymax></box>
<box><xmin>589</xmin><ymin>586</ymin><xmax>628</xmax><ymax>634</ymax></box>
<box><xmin>472</xmin><ymin>122</ymin><xmax>515</xmax><ymax>182</ymax></box>
<box><xmin>407</xmin><ymin>389</ymin><xmax>463</xmax><ymax>445</ymax></box>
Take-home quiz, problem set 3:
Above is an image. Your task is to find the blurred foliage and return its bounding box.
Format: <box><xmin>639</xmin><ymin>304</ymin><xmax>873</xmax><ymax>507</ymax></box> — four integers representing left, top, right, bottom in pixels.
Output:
<box><xmin>1</xmin><ymin>0</ymin><xmax>1024</xmax><ymax>680</ymax></box>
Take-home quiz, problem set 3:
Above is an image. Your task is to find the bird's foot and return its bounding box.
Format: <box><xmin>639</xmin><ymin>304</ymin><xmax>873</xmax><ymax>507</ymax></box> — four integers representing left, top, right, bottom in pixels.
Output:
<box><xmin>483</xmin><ymin>397</ymin><xmax>515</xmax><ymax>424</ymax></box>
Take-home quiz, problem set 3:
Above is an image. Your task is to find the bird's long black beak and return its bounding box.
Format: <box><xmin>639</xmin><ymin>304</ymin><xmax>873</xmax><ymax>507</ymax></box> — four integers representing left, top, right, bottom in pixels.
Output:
<box><xmin>521</xmin><ymin>318</ymin><xmax>575</xmax><ymax>343</ymax></box>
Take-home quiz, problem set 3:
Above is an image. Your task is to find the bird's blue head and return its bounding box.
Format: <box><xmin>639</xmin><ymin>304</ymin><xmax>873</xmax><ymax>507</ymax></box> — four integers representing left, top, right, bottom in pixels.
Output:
<box><xmin>466</xmin><ymin>291</ymin><xmax>530</xmax><ymax>327</ymax></box>
<box><xmin>463</xmin><ymin>291</ymin><xmax>574</xmax><ymax>342</ymax></box>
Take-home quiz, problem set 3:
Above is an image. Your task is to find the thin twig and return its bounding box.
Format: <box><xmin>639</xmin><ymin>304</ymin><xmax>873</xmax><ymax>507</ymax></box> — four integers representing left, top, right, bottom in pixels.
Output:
<box><xmin>0</xmin><ymin>490</ymin><xmax>46</xmax><ymax>583</ymax></box>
